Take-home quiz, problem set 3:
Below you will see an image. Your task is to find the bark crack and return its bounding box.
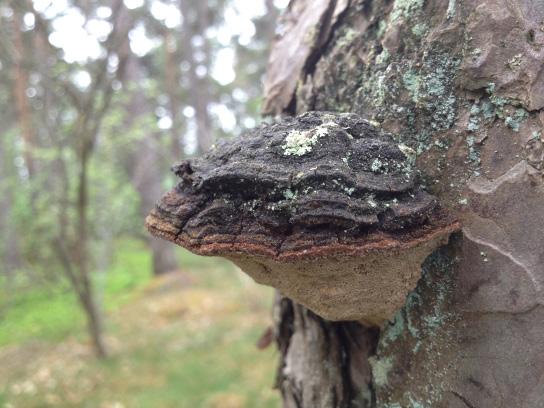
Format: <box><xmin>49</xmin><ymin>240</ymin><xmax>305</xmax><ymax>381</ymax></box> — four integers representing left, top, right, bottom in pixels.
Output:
<box><xmin>463</xmin><ymin>227</ymin><xmax>542</xmax><ymax>292</ymax></box>
<box><xmin>450</xmin><ymin>391</ymin><xmax>477</xmax><ymax>408</ymax></box>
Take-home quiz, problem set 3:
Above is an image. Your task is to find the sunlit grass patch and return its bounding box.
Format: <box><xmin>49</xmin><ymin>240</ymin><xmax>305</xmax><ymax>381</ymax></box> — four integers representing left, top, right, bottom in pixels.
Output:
<box><xmin>0</xmin><ymin>239</ymin><xmax>279</xmax><ymax>407</ymax></box>
<box><xmin>0</xmin><ymin>239</ymin><xmax>153</xmax><ymax>346</ymax></box>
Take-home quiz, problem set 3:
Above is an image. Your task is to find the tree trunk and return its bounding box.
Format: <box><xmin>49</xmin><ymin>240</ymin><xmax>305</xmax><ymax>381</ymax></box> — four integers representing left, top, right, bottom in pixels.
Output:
<box><xmin>0</xmin><ymin>127</ymin><xmax>22</xmax><ymax>284</ymax></box>
<box><xmin>179</xmin><ymin>0</ymin><xmax>214</xmax><ymax>155</ymax></box>
<box><xmin>265</xmin><ymin>0</ymin><xmax>544</xmax><ymax>406</ymax></box>
<box><xmin>74</xmin><ymin>147</ymin><xmax>109</xmax><ymax>358</ymax></box>
<box><xmin>124</xmin><ymin>54</ymin><xmax>179</xmax><ymax>276</ymax></box>
<box><xmin>275</xmin><ymin>294</ymin><xmax>379</xmax><ymax>408</ymax></box>
<box><xmin>80</xmin><ymin>277</ymin><xmax>108</xmax><ymax>359</ymax></box>
<box><xmin>163</xmin><ymin>30</ymin><xmax>183</xmax><ymax>160</ymax></box>
<box><xmin>11</xmin><ymin>4</ymin><xmax>35</xmax><ymax>178</ymax></box>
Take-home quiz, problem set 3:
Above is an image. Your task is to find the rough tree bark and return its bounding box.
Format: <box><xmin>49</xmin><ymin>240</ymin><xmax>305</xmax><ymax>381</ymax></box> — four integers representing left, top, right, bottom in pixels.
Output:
<box><xmin>264</xmin><ymin>0</ymin><xmax>544</xmax><ymax>407</ymax></box>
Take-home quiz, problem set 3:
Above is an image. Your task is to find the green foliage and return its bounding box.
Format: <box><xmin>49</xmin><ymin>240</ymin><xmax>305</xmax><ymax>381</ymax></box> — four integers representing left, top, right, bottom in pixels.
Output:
<box><xmin>0</xmin><ymin>284</ymin><xmax>82</xmax><ymax>345</ymax></box>
<box><xmin>0</xmin><ymin>1</ymin><xmax>284</xmax><ymax>402</ymax></box>
<box><xmin>0</xmin><ymin>240</ymin><xmax>279</xmax><ymax>408</ymax></box>
<box><xmin>0</xmin><ymin>240</ymin><xmax>152</xmax><ymax>346</ymax></box>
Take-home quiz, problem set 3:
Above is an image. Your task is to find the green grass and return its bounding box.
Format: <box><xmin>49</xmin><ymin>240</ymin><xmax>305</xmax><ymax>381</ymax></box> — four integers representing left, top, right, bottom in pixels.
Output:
<box><xmin>0</xmin><ymin>240</ymin><xmax>153</xmax><ymax>346</ymax></box>
<box><xmin>0</xmin><ymin>239</ymin><xmax>279</xmax><ymax>407</ymax></box>
<box><xmin>0</xmin><ymin>285</ymin><xmax>82</xmax><ymax>345</ymax></box>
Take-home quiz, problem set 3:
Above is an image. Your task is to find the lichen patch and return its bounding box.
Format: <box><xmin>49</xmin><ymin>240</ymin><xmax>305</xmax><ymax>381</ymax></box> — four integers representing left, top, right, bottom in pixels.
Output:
<box><xmin>282</xmin><ymin>122</ymin><xmax>335</xmax><ymax>156</ymax></box>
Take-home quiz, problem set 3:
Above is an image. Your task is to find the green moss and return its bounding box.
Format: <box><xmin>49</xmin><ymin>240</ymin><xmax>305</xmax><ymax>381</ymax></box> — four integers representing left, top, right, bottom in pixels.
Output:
<box><xmin>0</xmin><ymin>240</ymin><xmax>152</xmax><ymax>346</ymax></box>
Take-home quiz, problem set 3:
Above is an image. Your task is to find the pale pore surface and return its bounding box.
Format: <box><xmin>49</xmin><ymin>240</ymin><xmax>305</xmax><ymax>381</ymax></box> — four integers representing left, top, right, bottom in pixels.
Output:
<box><xmin>229</xmin><ymin>234</ymin><xmax>449</xmax><ymax>325</ymax></box>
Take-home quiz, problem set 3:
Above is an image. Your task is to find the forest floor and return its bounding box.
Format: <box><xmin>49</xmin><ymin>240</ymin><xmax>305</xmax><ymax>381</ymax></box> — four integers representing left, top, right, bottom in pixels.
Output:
<box><xmin>0</xmin><ymin>241</ymin><xmax>279</xmax><ymax>408</ymax></box>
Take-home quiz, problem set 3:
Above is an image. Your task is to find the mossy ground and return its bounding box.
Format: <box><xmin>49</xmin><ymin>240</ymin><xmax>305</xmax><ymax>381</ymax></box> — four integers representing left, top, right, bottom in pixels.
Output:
<box><xmin>0</xmin><ymin>240</ymin><xmax>278</xmax><ymax>408</ymax></box>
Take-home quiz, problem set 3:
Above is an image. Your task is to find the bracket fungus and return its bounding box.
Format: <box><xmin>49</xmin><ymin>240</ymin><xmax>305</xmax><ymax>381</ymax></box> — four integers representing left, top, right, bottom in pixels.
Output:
<box><xmin>146</xmin><ymin>112</ymin><xmax>459</xmax><ymax>326</ymax></box>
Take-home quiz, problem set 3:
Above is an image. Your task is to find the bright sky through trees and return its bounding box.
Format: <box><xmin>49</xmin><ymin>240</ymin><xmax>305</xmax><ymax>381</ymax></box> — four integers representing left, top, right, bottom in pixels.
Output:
<box><xmin>30</xmin><ymin>0</ymin><xmax>287</xmax><ymax>138</ymax></box>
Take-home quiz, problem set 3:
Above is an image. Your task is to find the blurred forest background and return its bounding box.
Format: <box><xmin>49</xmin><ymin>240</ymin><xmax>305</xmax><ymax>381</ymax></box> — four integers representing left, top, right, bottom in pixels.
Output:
<box><xmin>0</xmin><ymin>0</ymin><xmax>286</xmax><ymax>406</ymax></box>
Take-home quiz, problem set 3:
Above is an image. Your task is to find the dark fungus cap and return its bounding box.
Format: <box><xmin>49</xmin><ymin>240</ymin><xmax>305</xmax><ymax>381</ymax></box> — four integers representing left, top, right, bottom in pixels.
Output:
<box><xmin>146</xmin><ymin>112</ymin><xmax>459</xmax><ymax>324</ymax></box>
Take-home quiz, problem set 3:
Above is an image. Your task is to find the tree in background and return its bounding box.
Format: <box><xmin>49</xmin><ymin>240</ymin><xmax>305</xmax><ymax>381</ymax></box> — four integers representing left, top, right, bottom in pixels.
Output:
<box><xmin>3</xmin><ymin>0</ymin><xmax>135</xmax><ymax>358</ymax></box>
<box><xmin>0</xmin><ymin>0</ymin><xmax>284</xmax><ymax>357</ymax></box>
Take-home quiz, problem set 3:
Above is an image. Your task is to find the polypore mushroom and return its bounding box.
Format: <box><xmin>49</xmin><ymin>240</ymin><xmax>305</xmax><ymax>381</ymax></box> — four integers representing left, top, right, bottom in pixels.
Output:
<box><xmin>146</xmin><ymin>112</ymin><xmax>459</xmax><ymax>326</ymax></box>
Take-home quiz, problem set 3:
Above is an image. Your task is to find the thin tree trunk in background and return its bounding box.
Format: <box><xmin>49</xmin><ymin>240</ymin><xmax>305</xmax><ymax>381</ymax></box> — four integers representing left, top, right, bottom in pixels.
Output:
<box><xmin>124</xmin><ymin>54</ymin><xmax>179</xmax><ymax>276</ymax></box>
<box><xmin>263</xmin><ymin>0</ymin><xmax>280</xmax><ymax>42</ymax></box>
<box><xmin>179</xmin><ymin>0</ymin><xmax>213</xmax><ymax>155</ymax></box>
<box><xmin>0</xmin><ymin>130</ymin><xmax>22</xmax><ymax>284</ymax></box>
<box><xmin>264</xmin><ymin>0</ymin><xmax>544</xmax><ymax>406</ymax></box>
<box><xmin>11</xmin><ymin>6</ymin><xmax>35</xmax><ymax>178</ymax></box>
<box><xmin>75</xmin><ymin>147</ymin><xmax>108</xmax><ymax>358</ymax></box>
<box><xmin>80</xmin><ymin>271</ymin><xmax>108</xmax><ymax>358</ymax></box>
<box><xmin>47</xmin><ymin>0</ymin><xmax>133</xmax><ymax>358</ymax></box>
<box><xmin>164</xmin><ymin>30</ymin><xmax>183</xmax><ymax>160</ymax></box>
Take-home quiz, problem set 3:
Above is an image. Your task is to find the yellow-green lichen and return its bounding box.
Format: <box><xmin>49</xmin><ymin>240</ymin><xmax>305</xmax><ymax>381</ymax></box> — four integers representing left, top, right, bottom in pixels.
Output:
<box><xmin>382</xmin><ymin>310</ymin><xmax>406</xmax><ymax>346</ymax></box>
<box><xmin>403</xmin><ymin>70</ymin><xmax>423</xmax><ymax>103</ymax></box>
<box><xmin>408</xmin><ymin>395</ymin><xmax>428</xmax><ymax>408</ymax></box>
<box><xmin>371</xmin><ymin>158</ymin><xmax>387</xmax><ymax>173</ymax></box>
<box><xmin>367</xmin><ymin>194</ymin><xmax>378</xmax><ymax>208</ymax></box>
<box><xmin>282</xmin><ymin>123</ymin><xmax>332</xmax><ymax>156</ymax></box>
<box><xmin>376</xmin><ymin>19</ymin><xmax>388</xmax><ymax>38</ymax></box>
<box><xmin>478</xmin><ymin>86</ymin><xmax>529</xmax><ymax>132</ymax></box>
<box><xmin>376</xmin><ymin>48</ymin><xmax>390</xmax><ymax>65</ymax></box>
<box><xmin>505</xmin><ymin>108</ymin><xmax>528</xmax><ymax>132</ymax></box>
<box><xmin>398</xmin><ymin>143</ymin><xmax>417</xmax><ymax>166</ymax></box>
<box><xmin>411</xmin><ymin>23</ymin><xmax>428</xmax><ymax>37</ymax></box>
<box><xmin>370</xmin><ymin>356</ymin><xmax>394</xmax><ymax>387</ymax></box>
<box><xmin>391</xmin><ymin>0</ymin><xmax>424</xmax><ymax>22</ymax></box>
<box><xmin>283</xmin><ymin>189</ymin><xmax>296</xmax><ymax>200</ymax></box>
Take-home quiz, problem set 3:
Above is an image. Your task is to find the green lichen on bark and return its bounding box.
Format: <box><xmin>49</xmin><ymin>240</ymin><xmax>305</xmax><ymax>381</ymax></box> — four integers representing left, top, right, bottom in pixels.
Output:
<box><xmin>369</xmin><ymin>356</ymin><xmax>394</xmax><ymax>388</ymax></box>
<box><xmin>372</xmin><ymin>244</ymin><xmax>460</xmax><ymax>407</ymax></box>
<box><xmin>268</xmin><ymin>0</ymin><xmax>544</xmax><ymax>406</ymax></box>
<box><xmin>282</xmin><ymin>123</ymin><xmax>333</xmax><ymax>156</ymax></box>
<box><xmin>391</xmin><ymin>0</ymin><xmax>424</xmax><ymax>22</ymax></box>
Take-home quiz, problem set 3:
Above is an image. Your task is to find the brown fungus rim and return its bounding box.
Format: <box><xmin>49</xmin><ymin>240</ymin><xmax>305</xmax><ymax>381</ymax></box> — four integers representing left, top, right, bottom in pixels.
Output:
<box><xmin>145</xmin><ymin>210</ymin><xmax>460</xmax><ymax>263</ymax></box>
